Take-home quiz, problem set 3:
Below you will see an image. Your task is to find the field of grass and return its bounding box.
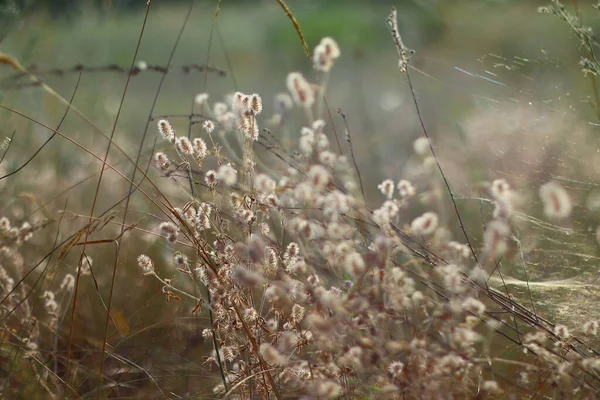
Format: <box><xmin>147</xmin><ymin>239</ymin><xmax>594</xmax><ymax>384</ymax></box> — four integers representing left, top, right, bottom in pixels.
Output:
<box><xmin>2</xmin><ymin>0</ymin><xmax>600</xmax><ymax>398</ymax></box>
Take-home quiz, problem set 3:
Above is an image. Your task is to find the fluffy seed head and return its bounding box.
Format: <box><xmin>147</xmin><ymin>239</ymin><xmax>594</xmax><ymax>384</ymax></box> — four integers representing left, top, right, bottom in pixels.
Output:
<box><xmin>137</xmin><ymin>254</ymin><xmax>155</xmax><ymax>275</ymax></box>
<box><xmin>159</xmin><ymin>222</ymin><xmax>179</xmax><ymax>243</ymax></box>
<box><xmin>345</xmin><ymin>251</ymin><xmax>366</xmax><ymax>277</ymax></box>
<box><xmin>388</xmin><ymin>361</ymin><xmax>404</xmax><ymax>378</ymax></box>
<box><xmin>154</xmin><ymin>152</ymin><xmax>170</xmax><ymax>172</ymax></box>
<box><xmin>291</xmin><ymin>304</ymin><xmax>305</xmax><ymax>323</ymax></box>
<box><xmin>60</xmin><ymin>274</ymin><xmax>75</xmax><ymax>292</ymax></box>
<box><xmin>194</xmin><ymin>93</ymin><xmax>209</xmax><ymax>105</ymax></box>
<box><xmin>283</xmin><ymin>242</ymin><xmax>300</xmax><ymax>264</ymax></box>
<box><xmin>232</xmin><ymin>91</ymin><xmax>249</xmax><ymax>113</ymax></box>
<box><xmin>254</xmin><ymin>173</ymin><xmax>276</xmax><ymax>193</ymax></box>
<box><xmin>259</xmin><ymin>343</ymin><xmax>287</xmax><ymax>366</ymax></box>
<box><xmin>397</xmin><ymin>180</ymin><xmax>415</xmax><ymax>198</ymax></box>
<box><xmin>483</xmin><ymin>219</ymin><xmax>511</xmax><ymax>257</ymax></box>
<box><xmin>205</xmin><ymin>170</ymin><xmax>218</xmax><ymax>187</ymax></box>
<box><xmin>217</xmin><ymin>163</ymin><xmax>237</xmax><ymax>186</ymax></box>
<box><xmin>193</xmin><ymin>138</ymin><xmax>208</xmax><ymax>159</ymax></box>
<box><xmin>490</xmin><ymin>179</ymin><xmax>511</xmax><ymax>200</ymax></box>
<box><xmin>411</xmin><ymin>212</ymin><xmax>439</xmax><ymax>236</ymax></box>
<box><xmin>319</xmin><ymin>150</ymin><xmax>336</xmax><ymax>167</ymax></box>
<box><xmin>539</xmin><ymin>181</ymin><xmax>572</xmax><ymax>220</ymax></box>
<box><xmin>176</xmin><ymin>136</ymin><xmax>194</xmax><ymax>155</ymax></box>
<box><xmin>202</xmin><ymin>120</ymin><xmax>215</xmax><ymax>134</ymax></box>
<box><xmin>378</xmin><ymin>179</ymin><xmax>395</xmax><ymax>199</ymax></box>
<box><xmin>286</xmin><ymin>72</ymin><xmax>315</xmax><ymax>108</ymax></box>
<box><xmin>158</xmin><ymin>119</ymin><xmax>175</xmax><ymax>142</ymax></box>
<box><xmin>312</xmin><ymin>119</ymin><xmax>326</xmax><ymax>132</ymax></box>
<box><xmin>250</xmin><ymin>93</ymin><xmax>263</xmax><ymax>115</ymax></box>
<box><xmin>308</xmin><ymin>165</ymin><xmax>330</xmax><ymax>191</ymax></box>
<box><xmin>413</xmin><ymin>137</ymin><xmax>430</xmax><ymax>156</ymax></box>
<box><xmin>213</xmin><ymin>102</ymin><xmax>228</xmax><ymax>120</ymax></box>
<box><xmin>313</xmin><ymin>37</ymin><xmax>341</xmax><ymax>72</ymax></box>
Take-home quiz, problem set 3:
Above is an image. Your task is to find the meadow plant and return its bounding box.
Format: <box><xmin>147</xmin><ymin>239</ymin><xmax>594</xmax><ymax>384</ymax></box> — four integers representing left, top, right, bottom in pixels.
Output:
<box><xmin>4</xmin><ymin>2</ymin><xmax>600</xmax><ymax>399</ymax></box>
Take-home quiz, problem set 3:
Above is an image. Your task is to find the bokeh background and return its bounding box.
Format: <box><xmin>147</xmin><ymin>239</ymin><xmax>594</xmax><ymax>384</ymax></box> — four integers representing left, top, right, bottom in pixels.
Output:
<box><xmin>2</xmin><ymin>0</ymin><xmax>600</xmax><ymax>397</ymax></box>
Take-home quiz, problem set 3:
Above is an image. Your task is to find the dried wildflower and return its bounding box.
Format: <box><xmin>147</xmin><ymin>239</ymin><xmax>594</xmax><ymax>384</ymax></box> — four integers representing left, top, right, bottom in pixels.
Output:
<box><xmin>202</xmin><ymin>119</ymin><xmax>215</xmax><ymax>134</ymax></box>
<box><xmin>19</xmin><ymin>221</ymin><xmax>33</xmax><ymax>241</ymax></box>
<box><xmin>235</xmin><ymin>209</ymin><xmax>255</xmax><ymax>224</ymax></box>
<box><xmin>397</xmin><ymin>180</ymin><xmax>415</xmax><ymax>198</ymax></box>
<box><xmin>137</xmin><ymin>254</ymin><xmax>155</xmax><ymax>275</ymax></box>
<box><xmin>540</xmin><ymin>181</ymin><xmax>572</xmax><ymax>220</ymax></box>
<box><xmin>319</xmin><ymin>150</ymin><xmax>336</xmax><ymax>167</ymax></box>
<box><xmin>194</xmin><ymin>93</ymin><xmax>209</xmax><ymax>105</ymax></box>
<box><xmin>250</xmin><ymin>93</ymin><xmax>263</xmax><ymax>115</ymax></box>
<box><xmin>260</xmin><ymin>343</ymin><xmax>287</xmax><ymax>366</ymax></box>
<box><xmin>377</xmin><ymin>179</ymin><xmax>395</xmax><ymax>199</ymax></box>
<box><xmin>308</xmin><ymin>165</ymin><xmax>330</xmax><ymax>191</ymax></box>
<box><xmin>191</xmin><ymin>138</ymin><xmax>207</xmax><ymax>159</ymax></box>
<box><xmin>284</xmin><ymin>242</ymin><xmax>300</xmax><ymax>265</ymax></box>
<box><xmin>410</xmin><ymin>212</ymin><xmax>439</xmax><ymax>236</ymax></box>
<box><xmin>158</xmin><ymin>119</ymin><xmax>175</xmax><ymax>143</ymax></box>
<box><xmin>316</xmin><ymin>133</ymin><xmax>329</xmax><ymax>150</ymax></box>
<box><xmin>299</xmin><ymin>133</ymin><xmax>315</xmax><ymax>154</ymax></box>
<box><xmin>244</xmin><ymin>307</ymin><xmax>258</xmax><ymax>323</ymax></box>
<box><xmin>413</xmin><ymin>137</ymin><xmax>430</xmax><ymax>156</ymax></box>
<box><xmin>345</xmin><ymin>251</ymin><xmax>366</xmax><ymax>277</ymax></box>
<box><xmin>232</xmin><ymin>91</ymin><xmax>249</xmax><ymax>113</ymax></box>
<box><xmin>0</xmin><ymin>217</ymin><xmax>10</xmax><ymax>232</ymax></box>
<box><xmin>221</xmin><ymin>346</ymin><xmax>236</xmax><ymax>362</ymax></box>
<box><xmin>176</xmin><ymin>136</ymin><xmax>194</xmax><ymax>155</ymax></box>
<box><xmin>241</xmin><ymin>113</ymin><xmax>260</xmax><ymax>140</ymax></box>
<box><xmin>291</xmin><ymin>303</ymin><xmax>305</xmax><ymax>323</ymax></box>
<box><xmin>313</xmin><ymin>37</ymin><xmax>341</xmax><ymax>72</ymax></box>
<box><xmin>447</xmin><ymin>241</ymin><xmax>471</xmax><ymax>260</ymax></box>
<box><xmin>492</xmin><ymin>197</ymin><xmax>513</xmax><ymax>220</ymax></box>
<box><xmin>439</xmin><ymin>264</ymin><xmax>465</xmax><ymax>294</ymax></box>
<box><xmin>232</xmin><ymin>265</ymin><xmax>263</xmax><ymax>287</ymax></box>
<box><xmin>174</xmin><ymin>253</ymin><xmax>189</xmax><ymax>269</ymax></box>
<box><xmin>462</xmin><ymin>297</ymin><xmax>486</xmax><ymax>315</ymax></box>
<box><xmin>286</xmin><ymin>72</ymin><xmax>315</xmax><ymax>108</ymax></box>
<box><xmin>159</xmin><ymin>222</ymin><xmax>179</xmax><ymax>243</ymax></box>
<box><xmin>490</xmin><ymin>179</ymin><xmax>511</xmax><ymax>200</ymax></box>
<box><xmin>483</xmin><ymin>219</ymin><xmax>510</xmax><ymax>257</ymax></box>
<box><xmin>42</xmin><ymin>291</ymin><xmax>58</xmax><ymax>315</ymax></box>
<box><xmin>202</xmin><ymin>328</ymin><xmax>213</xmax><ymax>341</ymax></box>
<box><xmin>217</xmin><ymin>164</ymin><xmax>237</xmax><ymax>186</ymax></box>
<box><xmin>60</xmin><ymin>273</ymin><xmax>75</xmax><ymax>292</ymax></box>
<box><xmin>213</xmin><ymin>101</ymin><xmax>228</xmax><ymax>120</ymax></box>
<box><xmin>381</xmin><ymin>200</ymin><xmax>400</xmax><ymax>218</ymax></box>
<box><xmin>313</xmin><ymin>381</ymin><xmax>342</xmax><ymax>398</ymax></box>
<box><xmin>388</xmin><ymin>361</ymin><xmax>404</xmax><ymax>378</ymax></box>
<box><xmin>312</xmin><ymin>119</ymin><xmax>326</xmax><ymax>132</ymax></box>
<box><xmin>80</xmin><ymin>256</ymin><xmax>93</xmax><ymax>275</ymax></box>
<box><xmin>254</xmin><ymin>173</ymin><xmax>276</xmax><ymax>193</ymax></box>
<box><xmin>204</xmin><ymin>170</ymin><xmax>218</xmax><ymax>188</ymax></box>
<box><xmin>154</xmin><ymin>152</ymin><xmax>170</xmax><ymax>172</ymax></box>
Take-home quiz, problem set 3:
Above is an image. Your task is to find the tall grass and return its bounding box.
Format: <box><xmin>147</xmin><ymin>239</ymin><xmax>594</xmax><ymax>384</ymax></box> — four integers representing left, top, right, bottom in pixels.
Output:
<box><xmin>2</xmin><ymin>1</ymin><xmax>600</xmax><ymax>399</ymax></box>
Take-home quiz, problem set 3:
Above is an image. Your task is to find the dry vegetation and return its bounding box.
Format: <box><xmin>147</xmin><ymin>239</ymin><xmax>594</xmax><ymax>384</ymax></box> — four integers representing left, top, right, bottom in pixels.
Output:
<box><xmin>3</xmin><ymin>1</ymin><xmax>600</xmax><ymax>399</ymax></box>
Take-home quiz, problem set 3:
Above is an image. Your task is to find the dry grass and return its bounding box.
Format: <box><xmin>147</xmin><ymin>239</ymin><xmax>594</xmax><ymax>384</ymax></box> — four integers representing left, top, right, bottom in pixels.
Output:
<box><xmin>2</xmin><ymin>1</ymin><xmax>600</xmax><ymax>399</ymax></box>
